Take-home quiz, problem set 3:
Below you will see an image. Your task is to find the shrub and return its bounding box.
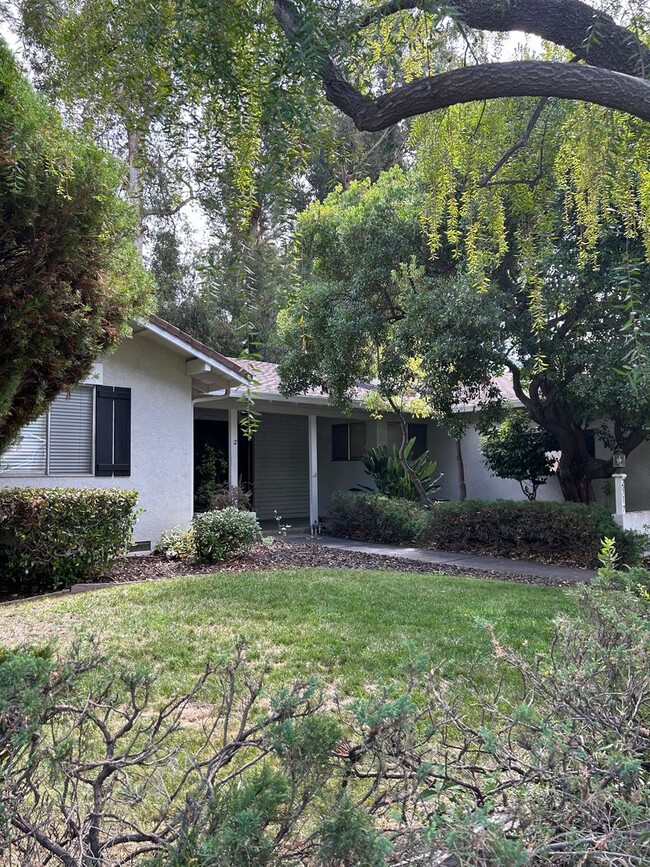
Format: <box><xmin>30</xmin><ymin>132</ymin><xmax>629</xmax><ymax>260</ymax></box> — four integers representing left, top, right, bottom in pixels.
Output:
<box><xmin>0</xmin><ymin>487</ymin><xmax>139</xmax><ymax>594</ymax></box>
<box><xmin>328</xmin><ymin>491</ymin><xmax>427</xmax><ymax>545</ymax></box>
<box><xmin>211</xmin><ymin>483</ymin><xmax>252</xmax><ymax>511</ymax></box>
<box><xmin>156</xmin><ymin>525</ymin><xmax>196</xmax><ymax>560</ymax></box>
<box><xmin>480</xmin><ymin>413</ymin><xmax>557</xmax><ymax>500</ymax></box>
<box><xmin>419</xmin><ymin>498</ymin><xmax>644</xmax><ymax>567</ymax></box>
<box><xmin>192</xmin><ymin>507</ymin><xmax>261</xmax><ymax>563</ymax></box>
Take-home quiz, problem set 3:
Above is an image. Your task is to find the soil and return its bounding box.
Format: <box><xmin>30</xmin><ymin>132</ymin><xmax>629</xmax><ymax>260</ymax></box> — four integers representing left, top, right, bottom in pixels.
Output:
<box><xmin>102</xmin><ymin>540</ymin><xmax>576</xmax><ymax>588</ymax></box>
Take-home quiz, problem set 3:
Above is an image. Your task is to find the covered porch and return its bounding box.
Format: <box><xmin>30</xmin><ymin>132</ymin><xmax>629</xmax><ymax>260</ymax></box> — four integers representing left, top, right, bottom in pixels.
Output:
<box><xmin>192</xmin><ymin>385</ymin><xmax>445</xmax><ymax>527</ymax></box>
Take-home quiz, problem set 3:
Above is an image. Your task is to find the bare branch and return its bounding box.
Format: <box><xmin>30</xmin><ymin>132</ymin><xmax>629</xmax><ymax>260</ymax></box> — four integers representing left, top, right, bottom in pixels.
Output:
<box><xmin>478</xmin><ymin>97</ymin><xmax>549</xmax><ymax>187</ymax></box>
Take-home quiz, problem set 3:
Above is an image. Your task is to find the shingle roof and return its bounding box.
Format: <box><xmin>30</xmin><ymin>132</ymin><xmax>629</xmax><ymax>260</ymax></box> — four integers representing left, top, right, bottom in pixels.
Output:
<box><xmin>228</xmin><ymin>357</ymin><xmax>520</xmax><ymax>410</ymax></box>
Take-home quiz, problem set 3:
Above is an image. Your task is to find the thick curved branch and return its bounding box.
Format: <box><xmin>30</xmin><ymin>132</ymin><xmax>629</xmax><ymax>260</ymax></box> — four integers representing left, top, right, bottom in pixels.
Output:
<box><xmin>322</xmin><ymin>60</ymin><xmax>650</xmax><ymax>131</ymax></box>
<box><xmin>275</xmin><ymin>0</ymin><xmax>650</xmax><ymax>129</ymax></box>
<box><xmin>358</xmin><ymin>0</ymin><xmax>650</xmax><ymax>78</ymax></box>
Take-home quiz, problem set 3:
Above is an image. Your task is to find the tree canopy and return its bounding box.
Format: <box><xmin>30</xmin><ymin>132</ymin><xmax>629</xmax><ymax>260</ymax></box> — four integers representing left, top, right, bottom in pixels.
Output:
<box><xmin>0</xmin><ymin>40</ymin><xmax>154</xmax><ymax>453</ymax></box>
<box><xmin>279</xmin><ymin>165</ymin><xmax>649</xmax><ymax>502</ymax></box>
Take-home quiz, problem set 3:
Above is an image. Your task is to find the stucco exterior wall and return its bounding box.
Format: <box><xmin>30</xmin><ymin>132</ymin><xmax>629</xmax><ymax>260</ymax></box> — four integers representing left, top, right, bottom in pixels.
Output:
<box><xmin>0</xmin><ymin>333</ymin><xmax>194</xmax><ymax>547</ymax></box>
<box><xmin>316</xmin><ymin>417</ymin><xmax>379</xmax><ymax>515</ymax></box>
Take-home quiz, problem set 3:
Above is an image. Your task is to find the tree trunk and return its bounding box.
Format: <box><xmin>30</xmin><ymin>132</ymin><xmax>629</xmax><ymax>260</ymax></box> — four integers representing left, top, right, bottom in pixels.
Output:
<box><xmin>127</xmin><ymin>127</ymin><xmax>144</xmax><ymax>254</ymax></box>
<box><xmin>455</xmin><ymin>438</ymin><xmax>467</xmax><ymax>501</ymax></box>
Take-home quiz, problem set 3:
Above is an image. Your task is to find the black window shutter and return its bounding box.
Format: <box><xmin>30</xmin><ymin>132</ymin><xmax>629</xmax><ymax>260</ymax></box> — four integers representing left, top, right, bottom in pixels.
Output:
<box><xmin>95</xmin><ymin>386</ymin><xmax>132</xmax><ymax>477</ymax></box>
<box><xmin>95</xmin><ymin>386</ymin><xmax>115</xmax><ymax>476</ymax></box>
<box><xmin>113</xmin><ymin>388</ymin><xmax>131</xmax><ymax>476</ymax></box>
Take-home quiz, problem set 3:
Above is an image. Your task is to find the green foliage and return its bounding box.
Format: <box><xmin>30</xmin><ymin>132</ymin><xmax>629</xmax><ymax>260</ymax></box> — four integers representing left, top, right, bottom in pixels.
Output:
<box><xmin>194</xmin><ymin>444</ymin><xmax>227</xmax><ymax>513</ymax></box>
<box><xmin>192</xmin><ymin>508</ymin><xmax>261</xmax><ymax>563</ymax></box>
<box><xmin>420</xmin><ymin>499</ymin><xmax>645</xmax><ymax>568</ymax></box>
<box><xmin>481</xmin><ymin>413</ymin><xmax>558</xmax><ymax>500</ymax></box>
<box><xmin>594</xmin><ymin>536</ymin><xmax>650</xmax><ymax>600</ymax></box>
<box><xmin>280</xmin><ymin>164</ymin><xmax>649</xmax><ymax>502</ymax></box>
<box><xmin>0</xmin><ymin>487</ymin><xmax>139</xmax><ymax>594</ymax></box>
<box><xmin>316</xmin><ymin>795</ymin><xmax>392</xmax><ymax>866</ymax></box>
<box><xmin>0</xmin><ymin>645</ymin><xmax>56</xmax><ymax>746</ymax></box>
<box><xmin>156</xmin><ymin>525</ymin><xmax>196</xmax><ymax>561</ymax></box>
<box><xmin>0</xmin><ymin>40</ymin><xmax>154</xmax><ymax>454</ymax></box>
<box><xmin>201</xmin><ymin>766</ymin><xmax>290</xmax><ymax>866</ymax></box>
<box><xmin>328</xmin><ymin>491</ymin><xmax>428</xmax><ymax>545</ymax></box>
<box><xmin>358</xmin><ymin>438</ymin><xmax>442</xmax><ymax>501</ymax></box>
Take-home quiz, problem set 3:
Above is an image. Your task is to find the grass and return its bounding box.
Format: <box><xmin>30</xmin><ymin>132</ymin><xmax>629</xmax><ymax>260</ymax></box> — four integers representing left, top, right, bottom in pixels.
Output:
<box><xmin>0</xmin><ymin>568</ymin><xmax>575</xmax><ymax>696</ymax></box>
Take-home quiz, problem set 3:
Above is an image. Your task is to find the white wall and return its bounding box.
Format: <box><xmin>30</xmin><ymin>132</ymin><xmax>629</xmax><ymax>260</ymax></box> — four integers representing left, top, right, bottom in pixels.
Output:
<box><xmin>316</xmin><ymin>417</ymin><xmax>378</xmax><ymax>515</ymax></box>
<box><xmin>0</xmin><ymin>333</ymin><xmax>194</xmax><ymax>547</ymax></box>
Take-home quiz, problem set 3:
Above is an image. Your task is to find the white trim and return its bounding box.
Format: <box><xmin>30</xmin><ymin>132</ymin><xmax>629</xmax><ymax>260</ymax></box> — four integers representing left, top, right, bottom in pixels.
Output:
<box><xmin>228</xmin><ymin>409</ymin><xmax>239</xmax><ymax>489</ymax></box>
<box><xmin>308</xmin><ymin>415</ymin><xmax>318</xmax><ymax>526</ymax></box>
<box><xmin>143</xmin><ymin>321</ymin><xmax>249</xmax><ymax>386</ymax></box>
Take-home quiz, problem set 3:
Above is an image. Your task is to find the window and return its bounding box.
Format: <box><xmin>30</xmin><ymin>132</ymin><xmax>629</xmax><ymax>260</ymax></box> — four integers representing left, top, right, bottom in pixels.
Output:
<box><xmin>0</xmin><ymin>385</ymin><xmax>131</xmax><ymax>477</ymax></box>
<box><xmin>49</xmin><ymin>386</ymin><xmax>94</xmax><ymax>474</ymax></box>
<box><xmin>0</xmin><ymin>415</ymin><xmax>47</xmax><ymax>475</ymax></box>
<box><xmin>332</xmin><ymin>422</ymin><xmax>366</xmax><ymax>461</ymax></box>
<box><xmin>387</xmin><ymin>422</ymin><xmax>427</xmax><ymax>458</ymax></box>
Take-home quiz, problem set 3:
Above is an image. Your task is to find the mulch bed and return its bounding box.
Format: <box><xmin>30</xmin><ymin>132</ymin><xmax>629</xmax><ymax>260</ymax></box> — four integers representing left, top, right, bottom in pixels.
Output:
<box><xmin>103</xmin><ymin>541</ymin><xmax>577</xmax><ymax>588</ymax></box>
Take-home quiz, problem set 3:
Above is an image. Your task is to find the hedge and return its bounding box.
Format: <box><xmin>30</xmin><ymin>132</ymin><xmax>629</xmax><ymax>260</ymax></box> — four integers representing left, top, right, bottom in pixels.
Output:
<box><xmin>419</xmin><ymin>499</ymin><xmax>645</xmax><ymax>568</ymax></box>
<box><xmin>0</xmin><ymin>487</ymin><xmax>139</xmax><ymax>595</ymax></box>
<box><xmin>327</xmin><ymin>493</ymin><xmax>645</xmax><ymax>567</ymax></box>
<box><xmin>328</xmin><ymin>491</ymin><xmax>427</xmax><ymax>546</ymax></box>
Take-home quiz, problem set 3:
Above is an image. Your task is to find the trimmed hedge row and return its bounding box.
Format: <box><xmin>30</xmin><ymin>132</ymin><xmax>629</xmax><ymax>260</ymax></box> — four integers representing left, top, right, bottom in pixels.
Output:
<box><xmin>328</xmin><ymin>491</ymin><xmax>427</xmax><ymax>545</ymax></box>
<box><xmin>327</xmin><ymin>492</ymin><xmax>645</xmax><ymax>567</ymax></box>
<box><xmin>0</xmin><ymin>487</ymin><xmax>139</xmax><ymax>595</ymax></box>
<box><xmin>420</xmin><ymin>499</ymin><xmax>645</xmax><ymax>567</ymax></box>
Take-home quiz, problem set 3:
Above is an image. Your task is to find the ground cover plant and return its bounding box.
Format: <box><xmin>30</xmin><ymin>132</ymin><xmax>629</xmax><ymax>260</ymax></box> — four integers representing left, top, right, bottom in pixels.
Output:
<box><xmin>0</xmin><ymin>555</ymin><xmax>647</xmax><ymax>865</ymax></box>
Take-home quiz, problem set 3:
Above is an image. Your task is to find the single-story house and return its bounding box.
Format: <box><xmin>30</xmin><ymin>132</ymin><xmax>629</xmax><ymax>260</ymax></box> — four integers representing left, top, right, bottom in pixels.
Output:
<box><xmin>1</xmin><ymin>315</ymin><xmax>648</xmax><ymax>548</ymax></box>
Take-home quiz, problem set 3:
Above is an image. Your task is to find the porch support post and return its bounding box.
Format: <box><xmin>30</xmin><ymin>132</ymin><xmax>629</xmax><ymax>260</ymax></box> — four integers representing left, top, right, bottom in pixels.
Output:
<box><xmin>612</xmin><ymin>473</ymin><xmax>627</xmax><ymax>515</ymax></box>
<box><xmin>228</xmin><ymin>409</ymin><xmax>239</xmax><ymax>489</ymax></box>
<box><xmin>308</xmin><ymin>414</ymin><xmax>319</xmax><ymax>527</ymax></box>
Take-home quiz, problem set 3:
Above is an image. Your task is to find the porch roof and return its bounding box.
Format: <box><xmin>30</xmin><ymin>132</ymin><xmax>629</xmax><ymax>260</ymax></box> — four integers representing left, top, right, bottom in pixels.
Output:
<box><xmin>227</xmin><ymin>357</ymin><xmax>521</xmax><ymax>413</ymax></box>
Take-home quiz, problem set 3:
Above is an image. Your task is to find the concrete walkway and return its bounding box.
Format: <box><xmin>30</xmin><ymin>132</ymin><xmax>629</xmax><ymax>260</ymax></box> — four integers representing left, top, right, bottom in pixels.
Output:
<box><xmin>293</xmin><ymin>535</ymin><xmax>595</xmax><ymax>582</ymax></box>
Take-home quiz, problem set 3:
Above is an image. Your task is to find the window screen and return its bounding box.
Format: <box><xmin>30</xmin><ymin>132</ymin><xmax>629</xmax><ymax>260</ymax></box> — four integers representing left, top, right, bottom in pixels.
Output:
<box><xmin>332</xmin><ymin>422</ymin><xmax>366</xmax><ymax>460</ymax></box>
<box><xmin>349</xmin><ymin>423</ymin><xmax>366</xmax><ymax>459</ymax></box>
<box><xmin>49</xmin><ymin>386</ymin><xmax>94</xmax><ymax>475</ymax></box>
<box><xmin>0</xmin><ymin>416</ymin><xmax>47</xmax><ymax>475</ymax></box>
<box><xmin>332</xmin><ymin>424</ymin><xmax>349</xmax><ymax>461</ymax></box>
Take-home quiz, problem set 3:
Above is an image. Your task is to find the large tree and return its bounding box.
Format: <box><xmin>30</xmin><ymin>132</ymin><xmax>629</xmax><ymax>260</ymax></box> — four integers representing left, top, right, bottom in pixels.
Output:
<box><xmin>0</xmin><ymin>41</ymin><xmax>154</xmax><ymax>454</ymax></box>
<box><xmin>274</xmin><ymin>0</ymin><xmax>650</xmax><ymax>126</ymax></box>
<box><xmin>278</xmin><ymin>166</ymin><xmax>649</xmax><ymax>502</ymax></box>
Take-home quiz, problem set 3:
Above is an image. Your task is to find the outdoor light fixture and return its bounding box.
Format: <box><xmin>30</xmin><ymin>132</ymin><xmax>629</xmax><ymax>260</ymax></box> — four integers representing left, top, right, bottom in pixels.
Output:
<box><xmin>613</xmin><ymin>448</ymin><xmax>626</xmax><ymax>469</ymax></box>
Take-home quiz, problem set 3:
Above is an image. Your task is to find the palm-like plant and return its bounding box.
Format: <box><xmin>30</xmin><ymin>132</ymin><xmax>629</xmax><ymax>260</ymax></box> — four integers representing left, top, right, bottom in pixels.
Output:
<box><xmin>356</xmin><ymin>438</ymin><xmax>442</xmax><ymax>502</ymax></box>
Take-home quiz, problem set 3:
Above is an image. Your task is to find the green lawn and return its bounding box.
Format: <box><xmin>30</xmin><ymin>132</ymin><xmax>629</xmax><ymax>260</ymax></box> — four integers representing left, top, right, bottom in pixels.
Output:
<box><xmin>0</xmin><ymin>568</ymin><xmax>575</xmax><ymax>695</ymax></box>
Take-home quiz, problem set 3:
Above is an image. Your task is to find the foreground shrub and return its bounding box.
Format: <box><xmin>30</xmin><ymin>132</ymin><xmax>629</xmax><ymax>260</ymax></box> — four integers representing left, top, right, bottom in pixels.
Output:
<box><xmin>328</xmin><ymin>490</ymin><xmax>427</xmax><ymax>545</ymax></box>
<box><xmin>192</xmin><ymin>507</ymin><xmax>261</xmax><ymax>562</ymax></box>
<box><xmin>419</xmin><ymin>498</ymin><xmax>644</xmax><ymax>567</ymax></box>
<box><xmin>0</xmin><ymin>487</ymin><xmax>139</xmax><ymax>594</ymax></box>
<box><xmin>1</xmin><ymin>570</ymin><xmax>648</xmax><ymax>866</ymax></box>
<box><xmin>156</xmin><ymin>524</ymin><xmax>196</xmax><ymax>560</ymax></box>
